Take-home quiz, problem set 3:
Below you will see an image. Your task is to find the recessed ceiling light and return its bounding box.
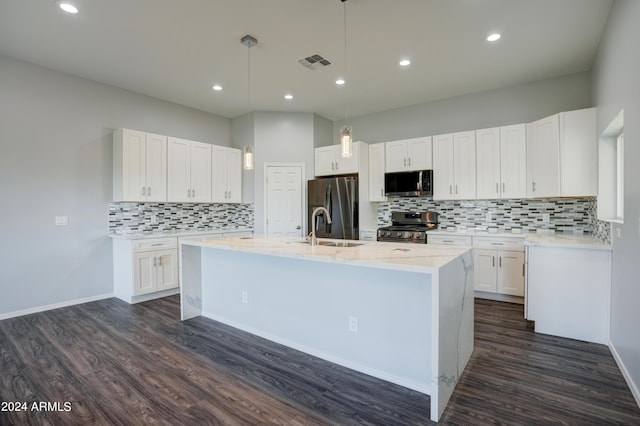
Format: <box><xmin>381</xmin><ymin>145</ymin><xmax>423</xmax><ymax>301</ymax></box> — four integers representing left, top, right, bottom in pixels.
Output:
<box><xmin>212</xmin><ymin>85</ymin><xmax>223</xmax><ymax>91</ymax></box>
<box><xmin>487</xmin><ymin>33</ymin><xmax>501</xmax><ymax>42</ymax></box>
<box><xmin>336</xmin><ymin>79</ymin><xmax>345</xmax><ymax>85</ymax></box>
<box><xmin>399</xmin><ymin>59</ymin><xmax>411</xmax><ymax>67</ymax></box>
<box><xmin>55</xmin><ymin>1</ymin><xmax>78</xmax><ymax>14</ymax></box>
<box><xmin>284</xmin><ymin>94</ymin><xmax>293</xmax><ymax>100</ymax></box>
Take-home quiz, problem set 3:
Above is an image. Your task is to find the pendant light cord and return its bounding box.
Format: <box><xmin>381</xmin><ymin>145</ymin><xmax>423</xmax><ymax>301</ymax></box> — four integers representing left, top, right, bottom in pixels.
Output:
<box><xmin>343</xmin><ymin>0</ymin><xmax>348</xmax><ymax>128</ymax></box>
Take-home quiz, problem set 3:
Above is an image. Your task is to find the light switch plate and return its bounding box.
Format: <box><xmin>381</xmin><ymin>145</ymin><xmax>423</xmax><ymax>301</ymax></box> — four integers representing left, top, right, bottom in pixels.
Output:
<box><xmin>55</xmin><ymin>216</ymin><xmax>68</xmax><ymax>226</ymax></box>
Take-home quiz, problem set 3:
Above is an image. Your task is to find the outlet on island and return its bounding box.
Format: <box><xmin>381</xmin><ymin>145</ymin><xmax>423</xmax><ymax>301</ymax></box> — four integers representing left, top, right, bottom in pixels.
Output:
<box><xmin>348</xmin><ymin>316</ymin><xmax>358</xmax><ymax>333</ymax></box>
<box><xmin>242</xmin><ymin>291</ymin><xmax>248</xmax><ymax>304</ymax></box>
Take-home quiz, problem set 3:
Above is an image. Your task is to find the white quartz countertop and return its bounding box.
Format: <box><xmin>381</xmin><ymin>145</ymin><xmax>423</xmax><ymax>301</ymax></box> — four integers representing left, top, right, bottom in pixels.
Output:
<box><xmin>180</xmin><ymin>235</ymin><xmax>471</xmax><ymax>274</ymax></box>
<box><xmin>428</xmin><ymin>229</ymin><xmax>610</xmax><ymax>250</ymax></box>
<box><xmin>109</xmin><ymin>228</ymin><xmax>253</xmax><ymax>240</ymax></box>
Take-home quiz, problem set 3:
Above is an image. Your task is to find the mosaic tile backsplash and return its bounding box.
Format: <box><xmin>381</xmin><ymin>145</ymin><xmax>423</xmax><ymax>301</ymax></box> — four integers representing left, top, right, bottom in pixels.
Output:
<box><xmin>108</xmin><ymin>202</ymin><xmax>254</xmax><ymax>234</ymax></box>
<box><xmin>377</xmin><ymin>197</ymin><xmax>611</xmax><ymax>243</ymax></box>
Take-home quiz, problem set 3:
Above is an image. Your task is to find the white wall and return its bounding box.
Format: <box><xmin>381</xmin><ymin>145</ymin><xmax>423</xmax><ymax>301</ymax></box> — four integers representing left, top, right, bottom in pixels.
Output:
<box><xmin>329</xmin><ymin>72</ymin><xmax>591</xmax><ymax>145</ymax></box>
<box><xmin>0</xmin><ymin>55</ymin><xmax>231</xmax><ymax>317</ymax></box>
<box><xmin>592</xmin><ymin>0</ymin><xmax>640</xmax><ymax>405</ymax></box>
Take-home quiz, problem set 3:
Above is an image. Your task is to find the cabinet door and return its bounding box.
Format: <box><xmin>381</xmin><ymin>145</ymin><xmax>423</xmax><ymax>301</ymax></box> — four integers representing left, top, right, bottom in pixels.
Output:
<box><xmin>211</xmin><ymin>146</ymin><xmax>228</xmax><ymax>202</ymax></box>
<box><xmin>497</xmin><ymin>250</ymin><xmax>525</xmax><ymax>296</ymax></box>
<box><xmin>189</xmin><ymin>142</ymin><xmax>212</xmax><ymax>202</ymax></box>
<box><xmin>500</xmin><ymin>124</ymin><xmax>527</xmax><ymax>199</ymax></box>
<box><xmin>335</xmin><ymin>142</ymin><xmax>359</xmax><ymax>174</ymax></box>
<box><xmin>144</xmin><ymin>132</ymin><xmax>167</xmax><ymax>202</ymax></box>
<box><xmin>133</xmin><ymin>252</ymin><xmax>156</xmax><ymax>295</ymax></box>
<box><xmin>226</xmin><ymin>148</ymin><xmax>242</xmax><ymax>203</ymax></box>
<box><xmin>433</xmin><ymin>134</ymin><xmax>455</xmax><ymax>200</ymax></box>
<box><xmin>155</xmin><ymin>249</ymin><xmax>179</xmax><ymax>291</ymax></box>
<box><xmin>475</xmin><ymin>128</ymin><xmax>501</xmax><ymax>199</ymax></box>
<box><xmin>527</xmin><ymin>115</ymin><xmax>560</xmax><ymax>197</ymax></box>
<box><xmin>369</xmin><ymin>143</ymin><xmax>387</xmax><ymax>202</ymax></box>
<box><xmin>453</xmin><ymin>131</ymin><xmax>476</xmax><ymax>199</ymax></box>
<box><xmin>315</xmin><ymin>146</ymin><xmax>337</xmax><ymax>176</ymax></box>
<box><xmin>120</xmin><ymin>129</ymin><xmax>147</xmax><ymax>201</ymax></box>
<box><xmin>560</xmin><ymin>108</ymin><xmax>597</xmax><ymax>196</ymax></box>
<box><xmin>385</xmin><ymin>140</ymin><xmax>408</xmax><ymax>172</ymax></box>
<box><xmin>474</xmin><ymin>249</ymin><xmax>498</xmax><ymax>292</ymax></box>
<box><xmin>167</xmin><ymin>137</ymin><xmax>192</xmax><ymax>202</ymax></box>
<box><xmin>406</xmin><ymin>137</ymin><xmax>433</xmax><ymax>170</ymax></box>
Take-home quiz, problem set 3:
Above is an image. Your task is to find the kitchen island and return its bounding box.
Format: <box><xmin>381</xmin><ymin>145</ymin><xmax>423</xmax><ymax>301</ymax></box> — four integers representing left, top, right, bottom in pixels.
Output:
<box><xmin>179</xmin><ymin>235</ymin><xmax>474</xmax><ymax>422</ymax></box>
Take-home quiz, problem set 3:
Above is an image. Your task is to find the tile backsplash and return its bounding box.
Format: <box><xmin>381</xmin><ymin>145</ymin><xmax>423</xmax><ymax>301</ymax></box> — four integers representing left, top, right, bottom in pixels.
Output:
<box><xmin>377</xmin><ymin>196</ymin><xmax>611</xmax><ymax>243</ymax></box>
<box><xmin>108</xmin><ymin>202</ymin><xmax>254</xmax><ymax>234</ymax></box>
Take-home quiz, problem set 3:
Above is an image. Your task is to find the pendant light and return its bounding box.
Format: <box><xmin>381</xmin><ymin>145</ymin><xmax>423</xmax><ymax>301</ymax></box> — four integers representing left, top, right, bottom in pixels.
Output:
<box><xmin>241</xmin><ymin>34</ymin><xmax>257</xmax><ymax>170</ymax></box>
<box><xmin>339</xmin><ymin>0</ymin><xmax>353</xmax><ymax>158</ymax></box>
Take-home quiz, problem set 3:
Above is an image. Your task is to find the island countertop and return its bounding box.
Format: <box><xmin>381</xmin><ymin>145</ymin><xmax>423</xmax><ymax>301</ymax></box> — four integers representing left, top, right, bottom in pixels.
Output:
<box><xmin>180</xmin><ymin>234</ymin><xmax>472</xmax><ymax>274</ymax></box>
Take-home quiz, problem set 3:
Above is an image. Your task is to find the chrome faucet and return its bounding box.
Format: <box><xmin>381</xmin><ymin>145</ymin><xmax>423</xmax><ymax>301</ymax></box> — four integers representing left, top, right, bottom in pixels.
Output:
<box><xmin>310</xmin><ymin>207</ymin><xmax>332</xmax><ymax>246</ymax></box>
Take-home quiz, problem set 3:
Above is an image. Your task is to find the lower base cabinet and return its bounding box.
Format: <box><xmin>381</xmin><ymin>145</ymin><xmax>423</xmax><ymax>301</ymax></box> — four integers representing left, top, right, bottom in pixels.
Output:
<box><xmin>113</xmin><ymin>237</ymin><xmax>179</xmax><ymax>303</ymax></box>
<box><xmin>474</xmin><ymin>237</ymin><xmax>525</xmax><ymax>298</ymax></box>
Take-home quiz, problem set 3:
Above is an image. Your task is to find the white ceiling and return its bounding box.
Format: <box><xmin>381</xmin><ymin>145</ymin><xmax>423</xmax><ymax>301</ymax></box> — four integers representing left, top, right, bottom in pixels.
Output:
<box><xmin>0</xmin><ymin>0</ymin><xmax>612</xmax><ymax>121</ymax></box>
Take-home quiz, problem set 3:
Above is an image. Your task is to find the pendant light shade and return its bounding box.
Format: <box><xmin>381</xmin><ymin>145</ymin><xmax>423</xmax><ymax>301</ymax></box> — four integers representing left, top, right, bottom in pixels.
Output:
<box><xmin>243</xmin><ymin>145</ymin><xmax>254</xmax><ymax>170</ymax></box>
<box><xmin>340</xmin><ymin>126</ymin><xmax>352</xmax><ymax>158</ymax></box>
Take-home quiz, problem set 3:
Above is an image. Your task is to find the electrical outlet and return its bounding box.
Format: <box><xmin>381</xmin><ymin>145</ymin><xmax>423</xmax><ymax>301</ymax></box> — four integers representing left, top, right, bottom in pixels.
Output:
<box><xmin>55</xmin><ymin>216</ymin><xmax>68</xmax><ymax>226</ymax></box>
<box><xmin>242</xmin><ymin>291</ymin><xmax>248</xmax><ymax>304</ymax></box>
<box><xmin>542</xmin><ymin>213</ymin><xmax>550</xmax><ymax>223</ymax></box>
<box><xmin>150</xmin><ymin>214</ymin><xmax>158</xmax><ymax>224</ymax></box>
<box><xmin>348</xmin><ymin>316</ymin><xmax>358</xmax><ymax>333</ymax></box>
<box><xmin>202</xmin><ymin>214</ymin><xmax>207</xmax><ymax>222</ymax></box>
<box><xmin>616</xmin><ymin>227</ymin><xmax>622</xmax><ymax>239</ymax></box>
<box><xmin>485</xmin><ymin>212</ymin><xmax>492</xmax><ymax>222</ymax></box>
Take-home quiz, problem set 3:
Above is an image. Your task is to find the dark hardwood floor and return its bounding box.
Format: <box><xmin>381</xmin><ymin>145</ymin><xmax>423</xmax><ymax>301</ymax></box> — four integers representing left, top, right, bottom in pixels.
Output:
<box><xmin>1</xmin><ymin>296</ymin><xmax>638</xmax><ymax>425</ymax></box>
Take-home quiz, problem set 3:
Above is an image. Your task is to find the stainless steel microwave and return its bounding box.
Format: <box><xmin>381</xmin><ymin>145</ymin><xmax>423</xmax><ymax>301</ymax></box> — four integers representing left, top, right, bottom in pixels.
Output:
<box><xmin>384</xmin><ymin>170</ymin><xmax>433</xmax><ymax>197</ymax></box>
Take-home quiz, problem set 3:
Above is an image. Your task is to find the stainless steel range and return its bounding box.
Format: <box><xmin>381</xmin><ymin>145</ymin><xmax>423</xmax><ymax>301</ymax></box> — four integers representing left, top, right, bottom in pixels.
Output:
<box><xmin>377</xmin><ymin>211</ymin><xmax>439</xmax><ymax>243</ymax></box>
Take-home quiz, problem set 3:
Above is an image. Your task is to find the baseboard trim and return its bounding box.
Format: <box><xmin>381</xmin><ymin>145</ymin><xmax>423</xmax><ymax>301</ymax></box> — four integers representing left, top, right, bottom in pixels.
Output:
<box><xmin>201</xmin><ymin>310</ymin><xmax>431</xmax><ymax>396</ymax></box>
<box><xmin>609</xmin><ymin>341</ymin><xmax>640</xmax><ymax>409</ymax></box>
<box><xmin>0</xmin><ymin>293</ymin><xmax>115</xmax><ymax>321</ymax></box>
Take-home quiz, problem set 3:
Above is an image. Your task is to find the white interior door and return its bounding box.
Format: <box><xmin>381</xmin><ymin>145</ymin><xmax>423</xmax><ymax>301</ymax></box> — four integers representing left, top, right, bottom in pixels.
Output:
<box><xmin>265</xmin><ymin>165</ymin><xmax>303</xmax><ymax>236</ymax></box>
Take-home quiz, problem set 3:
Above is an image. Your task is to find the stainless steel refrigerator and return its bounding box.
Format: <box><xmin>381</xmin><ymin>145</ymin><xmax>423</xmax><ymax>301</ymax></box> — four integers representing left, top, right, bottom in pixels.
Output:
<box><xmin>307</xmin><ymin>176</ymin><xmax>358</xmax><ymax>240</ymax></box>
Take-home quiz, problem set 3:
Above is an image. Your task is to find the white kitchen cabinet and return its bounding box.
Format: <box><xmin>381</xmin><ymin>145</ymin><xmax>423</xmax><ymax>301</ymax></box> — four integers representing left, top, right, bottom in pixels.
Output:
<box><xmin>368</xmin><ymin>143</ymin><xmax>387</xmax><ymax>202</ymax></box>
<box><xmin>113</xmin><ymin>128</ymin><xmax>167</xmax><ymax>202</ymax></box>
<box><xmin>526</xmin><ymin>244</ymin><xmax>611</xmax><ymax>344</ymax></box>
<box><xmin>384</xmin><ymin>137</ymin><xmax>432</xmax><ymax>172</ymax></box>
<box><xmin>474</xmin><ymin>237</ymin><xmax>525</xmax><ymax>298</ymax></box>
<box><xmin>476</xmin><ymin>125</ymin><xmax>526</xmax><ymax>199</ymax></box>
<box><xmin>113</xmin><ymin>237</ymin><xmax>179</xmax><ymax>304</ymax></box>
<box><xmin>427</xmin><ymin>234</ymin><xmax>472</xmax><ymax>246</ymax></box>
<box><xmin>433</xmin><ymin>131</ymin><xmax>476</xmax><ymax>200</ymax></box>
<box><xmin>314</xmin><ymin>142</ymin><xmax>360</xmax><ymax>176</ymax></box>
<box><xmin>526</xmin><ymin>107</ymin><xmax>597</xmax><ymax>198</ymax></box>
<box><xmin>212</xmin><ymin>146</ymin><xmax>242</xmax><ymax>203</ymax></box>
<box><xmin>167</xmin><ymin>137</ymin><xmax>212</xmax><ymax>202</ymax></box>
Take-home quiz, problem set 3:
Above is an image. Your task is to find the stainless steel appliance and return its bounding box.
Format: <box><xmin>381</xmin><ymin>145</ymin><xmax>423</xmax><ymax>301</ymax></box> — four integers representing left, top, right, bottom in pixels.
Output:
<box><xmin>377</xmin><ymin>211</ymin><xmax>439</xmax><ymax>243</ymax></box>
<box><xmin>385</xmin><ymin>169</ymin><xmax>433</xmax><ymax>197</ymax></box>
<box><xmin>308</xmin><ymin>176</ymin><xmax>358</xmax><ymax>240</ymax></box>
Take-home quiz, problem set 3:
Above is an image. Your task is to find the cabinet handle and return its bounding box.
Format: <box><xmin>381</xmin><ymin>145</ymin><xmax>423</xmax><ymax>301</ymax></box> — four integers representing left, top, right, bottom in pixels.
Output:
<box><xmin>532</xmin><ymin>181</ymin><xmax>536</xmax><ymax>192</ymax></box>
<box><xmin>502</xmin><ymin>182</ymin><xmax>505</xmax><ymax>193</ymax></box>
<box><xmin>141</xmin><ymin>187</ymin><xmax>146</xmax><ymax>196</ymax></box>
<box><xmin>187</xmin><ymin>189</ymin><xmax>191</xmax><ymax>198</ymax></box>
<box><xmin>408</xmin><ymin>157</ymin><xmax>411</xmax><ymax>167</ymax></box>
<box><xmin>153</xmin><ymin>257</ymin><xmax>157</xmax><ymax>267</ymax></box>
<box><xmin>490</xmin><ymin>242</ymin><xmax>504</xmax><ymax>246</ymax></box>
<box><xmin>492</xmin><ymin>256</ymin><xmax>495</xmax><ymax>267</ymax></box>
<box><xmin>499</xmin><ymin>257</ymin><xmax>502</xmax><ymax>268</ymax></box>
<box><xmin>523</xmin><ymin>263</ymin><xmax>525</xmax><ymax>277</ymax></box>
<box><xmin>157</xmin><ymin>256</ymin><xmax>162</xmax><ymax>266</ymax></box>
<box><xmin>496</xmin><ymin>183</ymin><xmax>499</xmax><ymax>193</ymax></box>
<box><xmin>455</xmin><ymin>185</ymin><xmax>458</xmax><ymax>194</ymax></box>
<box><xmin>404</xmin><ymin>158</ymin><xmax>407</xmax><ymax>167</ymax></box>
<box><xmin>449</xmin><ymin>185</ymin><xmax>452</xmax><ymax>195</ymax></box>
<box><xmin>192</xmin><ymin>188</ymin><xmax>196</xmax><ymax>197</ymax></box>
<box><xmin>335</xmin><ymin>161</ymin><xmax>338</xmax><ymax>170</ymax></box>
<box><xmin>443</xmin><ymin>240</ymin><xmax>454</xmax><ymax>243</ymax></box>
<box><xmin>380</xmin><ymin>188</ymin><xmax>383</xmax><ymax>196</ymax></box>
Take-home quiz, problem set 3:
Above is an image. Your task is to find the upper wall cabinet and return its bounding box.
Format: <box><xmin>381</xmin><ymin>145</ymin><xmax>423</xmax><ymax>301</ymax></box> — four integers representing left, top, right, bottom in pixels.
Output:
<box><xmin>527</xmin><ymin>107</ymin><xmax>597</xmax><ymax>198</ymax></box>
<box><xmin>476</xmin><ymin>124</ymin><xmax>527</xmax><ymax>200</ymax></box>
<box><xmin>113</xmin><ymin>128</ymin><xmax>167</xmax><ymax>202</ymax></box>
<box><xmin>433</xmin><ymin>131</ymin><xmax>476</xmax><ymax>200</ymax></box>
<box><xmin>167</xmin><ymin>137</ymin><xmax>212</xmax><ymax>202</ymax></box>
<box><xmin>315</xmin><ymin>142</ymin><xmax>361</xmax><ymax>176</ymax></box>
<box><xmin>369</xmin><ymin>143</ymin><xmax>387</xmax><ymax>202</ymax></box>
<box><xmin>212</xmin><ymin>146</ymin><xmax>242</xmax><ymax>203</ymax></box>
<box><xmin>384</xmin><ymin>137</ymin><xmax>432</xmax><ymax>172</ymax></box>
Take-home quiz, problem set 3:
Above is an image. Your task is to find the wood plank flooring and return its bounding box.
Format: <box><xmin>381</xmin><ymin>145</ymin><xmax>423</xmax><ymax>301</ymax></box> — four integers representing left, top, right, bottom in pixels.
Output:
<box><xmin>0</xmin><ymin>296</ymin><xmax>638</xmax><ymax>425</ymax></box>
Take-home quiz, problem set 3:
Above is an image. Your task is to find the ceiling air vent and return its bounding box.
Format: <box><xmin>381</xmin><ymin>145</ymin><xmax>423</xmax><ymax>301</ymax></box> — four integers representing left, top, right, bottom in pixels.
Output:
<box><xmin>298</xmin><ymin>54</ymin><xmax>332</xmax><ymax>70</ymax></box>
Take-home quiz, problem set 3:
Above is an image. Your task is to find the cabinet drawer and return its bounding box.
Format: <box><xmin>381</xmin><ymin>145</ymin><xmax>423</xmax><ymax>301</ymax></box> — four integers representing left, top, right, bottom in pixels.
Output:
<box><xmin>473</xmin><ymin>237</ymin><xmax>524</xmax><ymax>251</ymax></box>
<box><xmin>428</xmin><ymin>235</ymin><xmax>472</xmax><ymax>246</ymax></box>
<box><xmin>133</xmin><ymin>237</ymin><xmax>177</xmax><ymax>252</ymax></box>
